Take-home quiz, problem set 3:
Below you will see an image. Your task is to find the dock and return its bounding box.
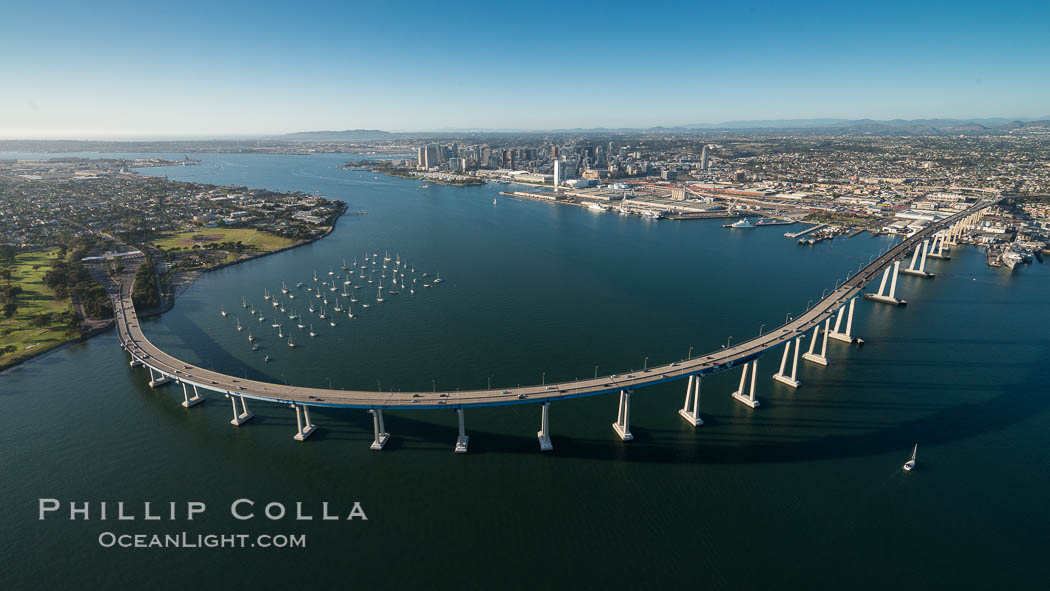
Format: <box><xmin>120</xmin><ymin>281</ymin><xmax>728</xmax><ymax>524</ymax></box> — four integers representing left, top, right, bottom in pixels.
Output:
<box><xmin>785</xmin><ymin>223</ymin><xmax>826</xmax><ymax>238</ymax></box>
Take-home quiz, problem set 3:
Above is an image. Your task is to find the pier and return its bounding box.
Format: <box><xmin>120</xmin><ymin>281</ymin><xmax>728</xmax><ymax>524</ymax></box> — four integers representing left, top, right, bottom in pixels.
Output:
<box><xmin>784</xmin><ymin>223</ymin><xmax>826</xmax><ymax>238</ymax></box>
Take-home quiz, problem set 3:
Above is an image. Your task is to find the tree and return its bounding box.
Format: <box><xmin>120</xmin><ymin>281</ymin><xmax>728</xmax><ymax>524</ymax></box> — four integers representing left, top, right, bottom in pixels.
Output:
<box><xmin>3</xmin><ymin>302</ymin><xmax>16</xmax><ymax>318</ymax></box>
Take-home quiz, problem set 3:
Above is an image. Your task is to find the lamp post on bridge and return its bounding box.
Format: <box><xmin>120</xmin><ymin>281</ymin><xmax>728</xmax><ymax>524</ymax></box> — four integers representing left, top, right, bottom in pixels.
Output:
<box><xmin>644</xmin><ymin>356</ymin><xmax>649</xmax><ymax>372</ymax></box>
<box><xmin>785</xmin><ymin>313</ymin><xmax>791</xmax><ymax>324</ymax></box>
<box><xmin>758</xmin><ymin>324</ymin><xmax>765</xmax><ymax>336</ymax></box>
<box><xmin>542</xmin><ymin>371</ymin><xmax>546</xmax><ymax>386</ymax></box>
<box><xmin>487</xmin><ymin>375</ymin><xmax>492</xmax><ymax>390</ymax></box>
<box><xmin>726</xmin><ymin>336</ymin><xmax>733</xmax><ymax>348</ymax></box>
<box><xmin>687</xmin><ymin>346</ymin><xmax>693</xmax><ymax>360</ymax></box>
<box><xmin>594</xmin><ymin>365</ymin><xmax>598</xmax><ymax>379</ymax></box>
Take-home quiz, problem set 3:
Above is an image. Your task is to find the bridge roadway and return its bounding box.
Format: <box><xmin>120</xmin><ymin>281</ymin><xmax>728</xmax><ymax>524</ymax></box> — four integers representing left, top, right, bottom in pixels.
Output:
<box><xmin>116</xmin><ymin>200</ymin><xmax>995</xmax><ymax>411</ymax></box>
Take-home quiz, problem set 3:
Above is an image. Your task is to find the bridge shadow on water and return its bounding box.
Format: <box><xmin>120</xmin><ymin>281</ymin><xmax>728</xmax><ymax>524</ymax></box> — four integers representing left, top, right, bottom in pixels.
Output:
<box><xmin>134</xmin><ymin>313</ymin><xmax>1050</xmax><ymax>467</ymax></box>
<box><xmin>311</xmin><ymin>354</ymin><xmax>1048</xmax><ymax>466</ymax></box>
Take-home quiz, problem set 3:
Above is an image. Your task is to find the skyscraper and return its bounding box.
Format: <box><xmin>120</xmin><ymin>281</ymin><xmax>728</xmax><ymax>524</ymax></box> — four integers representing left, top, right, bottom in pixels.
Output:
<box><xmin>554</xmin><ymin>160</ymin><xmax>562</xmax><ymax>191</ymax></box>
<box><xmin>700</xmin><ymin>145</ymin><xmax>710</xmax><ymax>171</ymax></box>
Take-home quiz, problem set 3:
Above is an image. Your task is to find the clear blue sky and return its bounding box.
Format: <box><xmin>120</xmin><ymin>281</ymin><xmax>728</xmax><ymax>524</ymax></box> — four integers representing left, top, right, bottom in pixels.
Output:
<box><xmin>2</xmin><ymin>0</ymin><xmax>1048</xmax><ymax>137</ymax></box>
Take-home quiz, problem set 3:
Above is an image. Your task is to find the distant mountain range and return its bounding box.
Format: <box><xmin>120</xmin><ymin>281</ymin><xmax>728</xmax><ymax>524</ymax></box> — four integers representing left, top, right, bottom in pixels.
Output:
<box><xmin>679</xmin><ymin>117</ymin><xmax>1050</xmax><ymax>134</ymax></box>
<box><xmin>278</xmin><ymin>129</ymin><xmax>396</xmax><ymax>141</ymax></box>
<box><xmin>278</xmin><ymin>119</ymin><xmax>1050</xmax><ymax>139</ymax></box>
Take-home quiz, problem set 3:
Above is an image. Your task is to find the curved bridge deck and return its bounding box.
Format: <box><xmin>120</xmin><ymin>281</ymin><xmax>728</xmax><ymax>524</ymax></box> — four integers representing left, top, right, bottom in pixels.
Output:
<box><xmin>116</xmin><ymin>200</ymin><xmax>995</xmax><ymax>410</ymax></box>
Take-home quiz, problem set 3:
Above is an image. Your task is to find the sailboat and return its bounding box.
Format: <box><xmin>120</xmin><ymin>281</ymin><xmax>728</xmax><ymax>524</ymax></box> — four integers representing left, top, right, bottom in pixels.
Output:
<box><xmin>257</xmin><ymin>315</ymin><xmax>265</xmax><ymax>322</ymax></box>
<box><xmin>313</xmin><ymin>270</ymin><xmax>319</xmax><ymax>283</ymax></box>
<box><xmin>287</xmin><ymin>336</ymin><xmax>296</xmax><ymax>348</ymax></box>
<box><xmin>247</xmin><ymin>330</ymin><xmax>254</xmax><ymax>342</ymax></box>
<box><xmin>221</xmin><ymin>305</ymin><xmax>227</xmax><ymax>317</ymax></box>
<box><xmin>309</xmin><ymin>302</ymin><xmax>315</xmax><ymax>313</ymax></box>
<box><xmin>384</xmin><ymin>251</ymin><xmax>392</xmax><ymax>262</ymax></box>
<box><xmin>236</xmin><ymin>318</ymin><xmax>243</xmax><ymax>332</ymax></box>
<box><xmin>347</xmin><ymin>303</ymin><xmax>355</xmax><ymax>319</ymax></box>
<box><xmin>328</xmin><ymin>265</ymin><xmax>334</xmax><ymax>276</ymax></box>
<box><xmin>277</xmin><ymin>324</ymin><xmax>284</xmax><ymax>338</ymax></box>
<box><xmin>282</xmin><ymin>281</ymin><xmax>289</xmax><ymax>294</ymax></box>
<box><xmin>376</xmin><ymin>286</ymin><xmax>384</xmax><ymax>303</ymax></box>
<box><xmin>297</xmin><ymin>317</ymin><xmax>305</xmax><ymax>329</ymax></box>
<box><xmin>903</xmin><ymin>444</ymin><xmax>917</xmax><ymax>471</ymax></box>
<box><xmin>433</xmin><ymin>272</ymin><xmax>444</xmax><ymax>284</ymax></box>
<box><xmin>333</xmin><ymin>296</ymin><xmax>342</xmax><ymax>312</ymax></box>
<box><xmin>288</xmin><ymin>309</ymin><xmax>297</xmax><ymax>320</ymax></box>
<box><xmin>309</xmin><ymin>324</ymin><xmax>317</xmax><ymax>337</ymax></box>
<box><xmin>319</xmin><ymin>306</ymin><xmax>326</xmax><ymax>320</ymax></box>
<box><xmin>341</xmin><ymin>258</ymin><xmax>349</xmax><ymax>271</ymax></box>
<box><xmin>263</xmin><ymin>289</ymin><xmax>271</xmax><ymax>301</ymax></box>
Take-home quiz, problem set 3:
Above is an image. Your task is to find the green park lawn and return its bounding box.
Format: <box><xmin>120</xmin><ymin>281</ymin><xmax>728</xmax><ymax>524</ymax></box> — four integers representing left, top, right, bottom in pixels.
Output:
<box><xmin>0</xmin><ymin>249</ymin><xmax>77</xmax><ymax>369</ymax></box>
<box><xmin>151</xmin><ymin>227</ymin><xmax>296</xmax><ymax>254</ymax></box>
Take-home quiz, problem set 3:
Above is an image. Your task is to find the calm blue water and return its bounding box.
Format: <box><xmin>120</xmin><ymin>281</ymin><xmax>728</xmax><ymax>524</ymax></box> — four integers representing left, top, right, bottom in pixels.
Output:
<box><xmin>2</xmin><ymin>153</ymin><xmax>1048</xmax><ymax>589</ymax></box>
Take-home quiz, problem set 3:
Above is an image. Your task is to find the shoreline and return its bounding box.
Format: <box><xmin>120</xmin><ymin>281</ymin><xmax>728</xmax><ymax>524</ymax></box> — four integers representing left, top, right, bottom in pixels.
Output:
<box><xmin>2</xmin><ymin>202</ymin><xmax>349</xmax><ymax>369</ymax></box>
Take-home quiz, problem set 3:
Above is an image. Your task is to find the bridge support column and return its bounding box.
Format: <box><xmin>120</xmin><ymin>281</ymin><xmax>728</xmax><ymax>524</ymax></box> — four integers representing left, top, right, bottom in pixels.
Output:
<box><xmin>228</xmin><ymin>394</ymin><xmax>254</xmax><ymax>426</ymax></box>
<box><xmin>829</xmin><ymin>298</ymin><xmax>862</xmax><ymax>344</ymax></box>
<box><xmin>148</xmin><ymin>367</ymin><xmax>171</xmax><ymax>388</ymax></box>
<box><xmin>537</xmin><ymin>402</ymin><xmax>553</xmax><ymax>451</ymax></box>
<box><xmin>731</xmin><ymin>361</ymin><xmax>761</xmax><ymax>408</ymax></box>
<box><xmin>803</xmin><ymin>318</ymin><xmax>830</xmax><ymax>366</ymax></box>
<box><xmin>612</xmin><ymin>390</ymin><xmax>634</xmax><ymax>440</ymax></box>
<box><xmin>773</xmin><ymin>337</ymin><xmax>802</xmax><ymax>388</ymax></box>
<box><xmin>865</xmin><ymin>260</ymin><xmax>907</xmax><ymax>306</ymax></box>
<box><xmin>181</xmin><ymin>382</ymin><xmax>204</xmax><ymax>408</ymax></box>
<box><xmin>129</xmin><ymin>357</ymin><xmax>143</xmax><ymax>367</ymax></box>
<box><xmin>929</xmin><ymin>232</ymin><xmax>951</xmax><ymax>259</ymax></box>
<box><xmin>903</xmin><ymin>239</ymin><xmax>934</xmax><ymax>277</ymax></box>
<box><xmin>369</xmin><ymin>409</ymin><xmax>390</xmax><ymax>450</ymax></box>
<box><xmin>678</xmin><ymin>375</ymin><xmax>704</xmax><ymax>426</ymax></box>
<box><xmin>455</xmin><ymin>408</ymin><xmax>469</xmax><ymax>453</ymax></box>
<box><xmin>293</xmin><ymin>404</ymin><xmax>316</xmax><ymax>441</ymax></box>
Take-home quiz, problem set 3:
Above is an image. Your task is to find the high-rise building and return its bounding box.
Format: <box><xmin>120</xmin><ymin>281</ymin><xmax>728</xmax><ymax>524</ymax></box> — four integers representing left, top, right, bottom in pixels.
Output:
<box><xmin>554</xmin><ymin>160</ymin><xmax>562</xmax><ymax>190</ymax></box>
<box><xmin>551</xmin><ymin>146</ymin><xmax>559</xmax><ymax>159</ymax></box>
<box><xmin>417</xmin><ymin>146</ymin><xmax>427</xmax><ymax>169</ymax></box>
<box><xmin>700</xmin><ymin>145</ymin><xmax>710</xmax><ymax>171</ymax></box>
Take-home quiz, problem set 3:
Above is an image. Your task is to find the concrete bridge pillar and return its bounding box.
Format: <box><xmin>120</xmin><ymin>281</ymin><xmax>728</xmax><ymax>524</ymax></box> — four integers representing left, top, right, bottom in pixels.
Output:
<box><xmin>227</xmin><ymin>394</ymin><xmax>254</xmax><ymax>426</ymax></box>
<box><xmin>731</xmin><ymin>360</ymin><xmax>761</xmax><ymax>408</ymax></box>
<box><xmin>803</xmin><ymin>317</ymin><xmax>831</xmax><ymax>366</ymax></box>
<box><xmin>292</xmin><ymin>404</ymin><xmax>316</xmax><ymax>441</ymax></box>
<box><xmin>455</xmin><ymin>408</ymin><xmax>469</xmax><ymax>453</ymax></box>
<box><xmin>829</xmin><ymin>298</ymin><xmax>863</xmax><ymax>344</ymax></box>
<box><xmin>865</xmin><ymin>260</ymin><xmax>907</xmax><ymax>306</ymax></box>
<box><xmin>773</xmin><ymin>337</ymin><xmax>803</xmax><ymax>388</ymax></box>
<box><xmin>537</xmin><ymin>402</ymin><xmax>553</xmax><ymax>451</ymax></box>
<box><xmin>181</xmin><ymin>382</ymin><xmax>204</xmax><ymax>408</ymax></box>
<box><xmin>369</xmin><ymin>409</ymin><xmax>390</xmax><ymax>450</ymax></box>
<box><xmin>679</xmin><ymin>375</ymin><xmax>704</xmax><ymax>426</ymax></box>
<box><xmin>612</xmin><ymin>390</ymin><xmax>634</xmax><ymax>440</ymax></box>
<box><xmin>904</xmin><ymin>240</ymin><xmax>934</xmax><ymax>277</ymax></box>
<box><xmin>147</xmin><ymin>367</ymin><xmax>171</xmax><ymax>388</ymax></box>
